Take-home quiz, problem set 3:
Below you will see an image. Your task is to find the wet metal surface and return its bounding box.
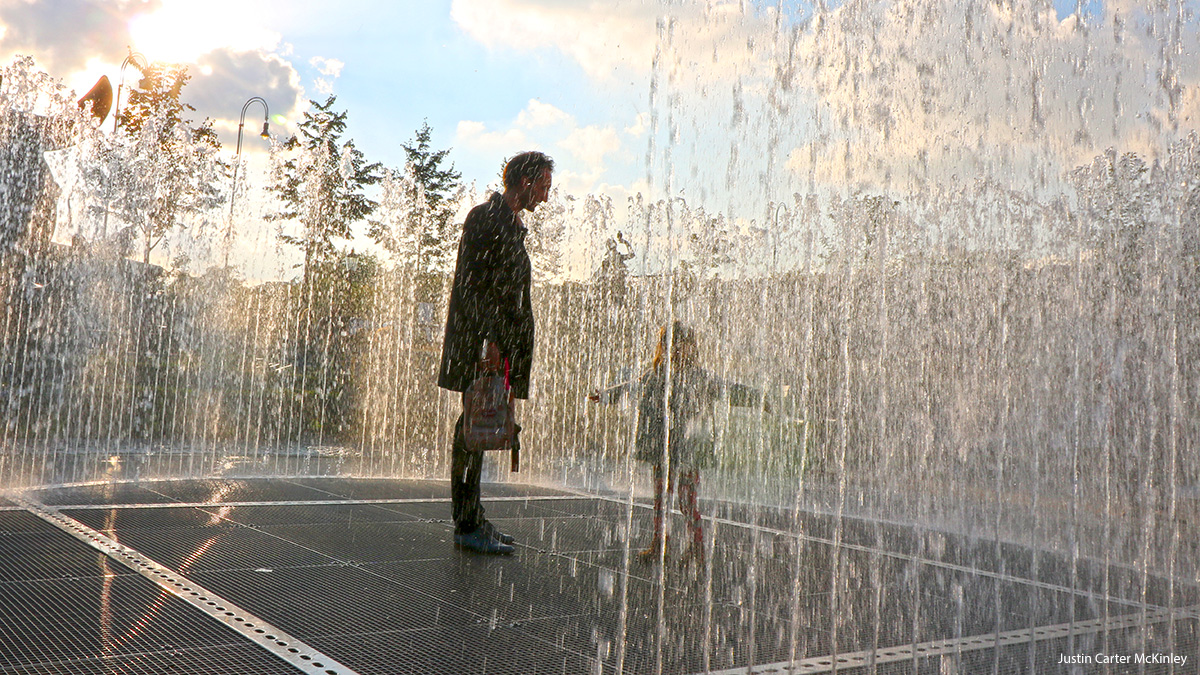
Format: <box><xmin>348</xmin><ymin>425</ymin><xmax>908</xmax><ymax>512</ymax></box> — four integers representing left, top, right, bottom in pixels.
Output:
<box><xmin>0</xmin><ymin>511</ymin><xmax>305</xmax><ymax>675</ymax></box>
<box><xmin>2</xmin><ymin>478</ymin><xmax>1196</xmax><ymax>674</ymax></box>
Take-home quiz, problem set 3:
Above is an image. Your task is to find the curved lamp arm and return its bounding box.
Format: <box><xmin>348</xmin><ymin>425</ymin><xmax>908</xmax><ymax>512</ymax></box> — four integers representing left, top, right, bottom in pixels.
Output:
<box><xmin>236</xmin><ymin>96</ymin><xmax>270</xmax><ymax>156</ymax></box>
<box><xmin>226</xmin><ymin>97</ymin><xmax>272</xmax><ymax>268</ymax></box>
<box><xmin>112</xmin><ymin>50</ymin><xmax>148</xmax><ymax>132</ymax></box>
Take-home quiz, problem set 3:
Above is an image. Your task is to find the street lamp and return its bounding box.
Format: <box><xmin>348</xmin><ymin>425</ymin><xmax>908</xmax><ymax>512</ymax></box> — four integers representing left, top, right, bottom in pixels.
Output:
<box><xmin>224</xmin><ymin>97</ymin><xmax>271</xmax><ymax>268</ymax></box>
<box><xmin>112</xmin><ymin>50</ymin><xmax>148</xmax><ymax>133</ymax></box>
<box><xmin>102</xmin><ymin>49</ymin><xmax>147</xmax><ymax>239</ymax></box>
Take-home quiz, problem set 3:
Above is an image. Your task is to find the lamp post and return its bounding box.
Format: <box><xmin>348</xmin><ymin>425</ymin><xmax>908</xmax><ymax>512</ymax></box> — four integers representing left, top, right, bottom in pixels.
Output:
<box><xmin>112</xmin><ymin>50</ymin><xmax>148</xmax><ymax>133</ymax></box>
<box><xmin>224</xmin><ymin>97</ymin><xmax>270</xmax><ymax>268</ymax></box>
<box><xmin>102</xmin><ymin>50</ymin><xmax>147</xmax><ymax>239</ymax></box>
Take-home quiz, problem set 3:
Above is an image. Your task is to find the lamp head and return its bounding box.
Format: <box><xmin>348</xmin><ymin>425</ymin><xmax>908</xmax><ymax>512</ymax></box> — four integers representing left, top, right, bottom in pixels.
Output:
<box><xmin>260</xmin><ymin>121</ymin><xmax>270</xmax><ymax>138</ymax></box>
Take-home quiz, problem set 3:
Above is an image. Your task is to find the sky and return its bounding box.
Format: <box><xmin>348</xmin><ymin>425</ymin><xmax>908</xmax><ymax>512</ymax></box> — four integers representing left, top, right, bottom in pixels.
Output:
<box><xmin>2</xmin><ymin>0</ymin><xmax>1199</xmax><ymax>279</ymax></box>
<box><xmin>1</xmin><ymin>0</ymin><xmax>664</xmax><ymax>202</ymax></box>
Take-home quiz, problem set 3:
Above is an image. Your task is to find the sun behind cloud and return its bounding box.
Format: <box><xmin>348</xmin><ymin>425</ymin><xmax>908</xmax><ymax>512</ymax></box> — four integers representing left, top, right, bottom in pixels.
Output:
<box><xmin>128</xmin><ymin>0</ymin><xmax>280</xmax><ymax>64</ymax></box>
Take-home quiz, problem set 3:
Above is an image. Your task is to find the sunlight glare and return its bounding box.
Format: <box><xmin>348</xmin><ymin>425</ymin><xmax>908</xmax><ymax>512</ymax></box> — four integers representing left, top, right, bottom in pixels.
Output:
<box><xmin>129</xmin><ymin>0</ymin><xmax>280</xmax><ymax>64</ymax></box>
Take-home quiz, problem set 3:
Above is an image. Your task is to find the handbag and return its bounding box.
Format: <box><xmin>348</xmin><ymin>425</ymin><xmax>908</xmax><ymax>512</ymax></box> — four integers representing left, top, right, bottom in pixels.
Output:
<box><xmin>463</xmin><ymin>356</ymin><xmax>519</xmax><ymax>470</ymax></box>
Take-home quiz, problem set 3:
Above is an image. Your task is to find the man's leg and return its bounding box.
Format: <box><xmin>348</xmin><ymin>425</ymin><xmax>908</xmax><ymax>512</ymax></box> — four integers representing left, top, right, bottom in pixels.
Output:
<box><xmin>450</xmin><ymin>411</ymin><xmax>485</xmax><ymax>535</ymax></box>
<box><xmin>481</xmin><ymin>422</ymin><xmax>519</xmax><ymax>544</ymax></box>
<box><xmin>451</xmin><ymin>408</ymin><xmax>514</xmax><ymax>554</ymax></box>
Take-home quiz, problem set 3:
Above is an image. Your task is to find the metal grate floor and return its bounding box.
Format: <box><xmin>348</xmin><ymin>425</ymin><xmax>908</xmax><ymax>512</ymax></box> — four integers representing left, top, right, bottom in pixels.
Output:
<box><xmin>0</xmin><ymin>515</ymin><xmax>304</xmax><ymax>674</ymax></box>
<box><xmin>1</xmin><ymin>477</ymin><xmax>1195</xmax><ymax>674</ymax></box>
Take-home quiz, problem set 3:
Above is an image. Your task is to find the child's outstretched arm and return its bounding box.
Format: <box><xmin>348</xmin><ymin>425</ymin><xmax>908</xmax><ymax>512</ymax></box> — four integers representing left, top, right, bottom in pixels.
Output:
<box><xmin>589</xmin><ymin>380</ymin><xmax>633</xmax><ymax>405</ymax></box>
<box><xmin>717</xmin><ymin>378</ymin><xmax>771</xmax><ymax>413</ymax></box>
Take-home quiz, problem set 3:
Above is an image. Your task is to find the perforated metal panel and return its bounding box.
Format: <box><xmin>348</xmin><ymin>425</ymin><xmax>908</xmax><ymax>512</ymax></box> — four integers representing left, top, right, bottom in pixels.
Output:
<box><xmin>33</xmin><ymin>482</ymin><xmax>179</xmax><ymax>506</ymax></box>
<box><xmin>4</xmin><ymin>477</ymin><xmax>1196</xmax><ymax>674</ymax></box>
<box><xmin>0</xmin><ymin>510</ymin><xmax>53</xmax><ymax>534</ymax></box>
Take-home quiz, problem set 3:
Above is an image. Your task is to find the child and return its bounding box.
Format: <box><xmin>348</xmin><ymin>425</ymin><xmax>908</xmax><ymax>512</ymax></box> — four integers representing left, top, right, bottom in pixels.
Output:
<box><xmin>591</xmin><ymin>321</ymin><xmax>763</xmax><ymax>568</ymax></box>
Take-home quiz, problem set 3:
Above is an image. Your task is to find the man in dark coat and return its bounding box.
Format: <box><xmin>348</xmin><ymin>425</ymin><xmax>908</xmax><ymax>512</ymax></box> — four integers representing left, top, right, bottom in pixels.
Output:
<box><xmin>438</xmin><ymin>150</ymin><xmax>554</xmax><ymax>554</ymax></box>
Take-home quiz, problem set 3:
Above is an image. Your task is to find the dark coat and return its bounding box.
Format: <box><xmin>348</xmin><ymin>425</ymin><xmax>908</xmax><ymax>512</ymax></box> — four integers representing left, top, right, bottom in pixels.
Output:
<box><xmin>635</xmin><ymin>365</ymin><xmax>721</xmax><ymax>469</ymax></box>
<box><xmin>599</xmin><ymin>365</ymin><xmax>763</xmax><ymax>470</ymax></box>
<box><xmin>437</xmin><ymin>193</ymin><xmax>535</xmax><ymax>399</ymax></box>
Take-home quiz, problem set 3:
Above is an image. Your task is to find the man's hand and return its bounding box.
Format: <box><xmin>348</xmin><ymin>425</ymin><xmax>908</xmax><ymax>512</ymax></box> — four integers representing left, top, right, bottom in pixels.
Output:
<box><xmin>481</xmin><ymin>340</ymin><xmax>503</xmax><ymax>371</ymax></box>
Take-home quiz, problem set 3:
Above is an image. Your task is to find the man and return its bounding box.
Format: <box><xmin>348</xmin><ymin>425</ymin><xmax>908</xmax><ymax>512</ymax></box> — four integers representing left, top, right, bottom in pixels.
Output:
<box><xmin>438</xmin><ymin>151</ymin><xmax>554</xmax><ymax>554</ymax></box>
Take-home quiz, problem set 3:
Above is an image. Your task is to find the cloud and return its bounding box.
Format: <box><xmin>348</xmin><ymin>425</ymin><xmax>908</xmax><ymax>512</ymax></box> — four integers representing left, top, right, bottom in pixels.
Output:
<box><xmin>128</xmin><ymin>0</ymin><xmax>281</xmax><ymax>64</ymax></box>
<box><xmin>310</xmin><ymin>56</ymin><xmax>343</xmax><ymax>78</ymax></box>
<box><xmin>451</xmin><ymin>0</ymin><xmax>782</xmax><ymax>88</ymax></box>
<box><xmin>1</xmin><ymin>0</ymin><xmax>305</xmax><ymax>151</ymax></box>
<box><xmin>516</xmin><ymin>99</ymin><xmax>570</xmax><ymax>129</ymax></box>
<box><xmin>309</xmin><ymin>56</ymin><xmax>342</xmax><ymax>97</ymax></box>
<box><xmin>1</xmin><ymin>0</ymin><xmax>300</xmax><ymax>144</ymax></box>
<box><xmin>452</xmin><ymin>1</ymin><xmax>1199</xmax><ymax>203</ymax></box>
<box><xmin>775</xmin><ymin>1</ymin><xmax>1200</xmax><ymax>192</ymax></box>
<box><xmin>559</xmin><ymin>125</ymin><xmax>621</xmax><ymax>169</ymax></box>
<box><xmin>450</xmin><ymin>0</ymin><xmax>660</xmax><ymax>80</ymax></box>
<box><xmin>456</xmin><ymin>119</ymin><xmax>530</xmax><ymax>156</ymax></box>
<box><xmin>0</xmin><ymin>0</ymin><xmax>151</xmax><ymax>75</ymax></box>
<box><xmin>625</xmin><ymin>112</ymin><xmax>648</xmax><ymax>137</ymax></box>
<box><xmin>499</xmin><ymin>0</ymin><xmax>1199</xmax><ymax>204</ymax></box>
<box><xmin>187</xmin><ymin>49</ymin><xmax>305</xmax><ymax>147</ymax></box>
<box><xmin>456</xmin><ymin>99</ymin><xmax>638</xmax><ymax>195</ymax></box>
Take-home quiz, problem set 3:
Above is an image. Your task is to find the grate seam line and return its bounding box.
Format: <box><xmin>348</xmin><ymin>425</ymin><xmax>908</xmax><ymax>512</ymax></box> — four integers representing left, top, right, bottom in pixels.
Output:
<box><xmin>57</xmin><ymin>494</ymin><xmax>594</xmax><ymax>509</ymax></box>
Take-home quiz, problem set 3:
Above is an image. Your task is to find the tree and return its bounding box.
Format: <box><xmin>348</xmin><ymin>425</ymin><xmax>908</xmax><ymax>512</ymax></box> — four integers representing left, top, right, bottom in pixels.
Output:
<box><xmin>118</xmin><ymin>63</ymin><xmax>212</xmax><ymax>143</ymax></box>
<box><xmin>267</xmin><ymin>96</ymin><xmax>380</xmax><ymax>443</ymax></box>
<box><xmin>270</xmin><ymin>95</ymin><xmax>381</xmax><ymax>279</ymax></box>
<box><xmin>87</xmin><ymin>62</ymin><xmax>226</xmax><ymax>266</ymax></box>
<box><xmin>367</xmin><ymin>168</ymin><xmax>421</xmax><ymax>268</ymax></box>
<box><xmin>368</xmin><ymin>121</ymin><xmax>461</xmax><ymax>275</ymax></box>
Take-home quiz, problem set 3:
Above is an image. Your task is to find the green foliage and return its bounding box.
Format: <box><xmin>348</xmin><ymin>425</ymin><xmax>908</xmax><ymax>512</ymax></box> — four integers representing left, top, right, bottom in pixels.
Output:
<box><xmin>266</xmin><ymin>97</ymin><xmax>382</xmax><ymax>443</ymax></box>
<box><xmin>270</xmin><ymin>96</ymin><xmax>382</xmax><ymax>273</ymax></box>
<box><xmin>368</xmin><ymin>121</ymin><xmax>461</xmax><ymax>275</ymax></box>
<box><xmin>403</xmin><ymin>121</ymin><xmax>461</xmax><ymax>213</ymax></box>
<box><xmin>0</xmin><ymin>56</ymin><xmax>94</xmax><ymax>255</ymax></box>
<box><xmin>87</xmin><ymin>62</ymin><xmax>227</xmax><ymax>265</ymax></box>
<box><xmin>1069</xmin><ymin>149</ymin><xmax>1154</xmax><ymax>295</ymax></box>
<box><xmin>684</xmin><ymin>204</ymin><xmax>737</xmax><ymax>277</ymax></box>
<box><xmin>120</xmin><ymin>65</ymin><xmax>187</xmax><ymax>137</ymax></box>
<box><xmin>286</xmin><ymin>249</ymin><xmax>381</xmax><ymax>441</ymax></box>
